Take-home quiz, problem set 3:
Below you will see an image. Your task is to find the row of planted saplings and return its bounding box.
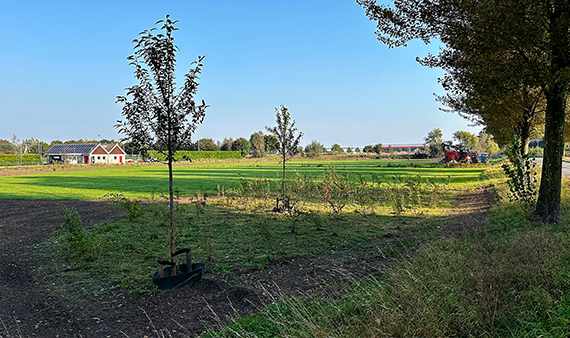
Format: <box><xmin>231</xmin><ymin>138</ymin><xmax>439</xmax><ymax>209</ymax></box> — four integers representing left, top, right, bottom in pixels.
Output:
<box><xmin>225</xmin><ymin>167</ymin><xmax>449</xmax><ymax>216</ymax></box>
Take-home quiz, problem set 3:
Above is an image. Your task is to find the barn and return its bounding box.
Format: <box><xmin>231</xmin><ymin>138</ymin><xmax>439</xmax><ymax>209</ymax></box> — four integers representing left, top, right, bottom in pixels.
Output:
<box><xmin>45</xmin><ymin>143</ymin><xmax>126</xmax><ymax>165</ymax></box>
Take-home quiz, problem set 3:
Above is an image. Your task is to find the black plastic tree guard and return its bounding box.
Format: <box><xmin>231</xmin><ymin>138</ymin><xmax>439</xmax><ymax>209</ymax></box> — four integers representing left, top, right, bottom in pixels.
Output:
<box><xmin>152</xmin><ymin>247</ymin><xmax>204</xmax><ymax>290</ymax></box>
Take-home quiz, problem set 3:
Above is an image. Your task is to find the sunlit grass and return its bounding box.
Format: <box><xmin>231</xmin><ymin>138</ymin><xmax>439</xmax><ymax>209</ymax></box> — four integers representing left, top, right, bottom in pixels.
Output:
<box><xmin>0</xmin><ymin>160</ymin><xmax>486</xmax><ymax>200</ymax></box>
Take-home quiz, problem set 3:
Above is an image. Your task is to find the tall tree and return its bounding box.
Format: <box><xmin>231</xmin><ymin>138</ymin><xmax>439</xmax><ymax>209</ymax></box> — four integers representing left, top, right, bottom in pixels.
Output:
<box><xmin>331</xmin><ymin>143</ymin><xmax>343</xmax><ymax>153</ymax></box>
<box><xmin>250</xmin><ymin>131</ymin><xmax>266</xmax><ymax>158</ymax></box>
<box><xmin>373</xmin><ymin>143</ymin><xmax>383</xmax><ymax>154</ymax></box>
<box><xmin>359</xmin><ymin>0</ymin><xmax>570</xmax><ymax>222</ymax></box>
<box><xmin>305</xmin><ymin>140</ymin><xmax>324</xmax><ymax>158</ymax></box>
<box><xmin>197</xmin><ymin>138</ymin><xmax>219</xmax><ymax>151</ymax></box>
<box><xmin>231</xmin><ymin>137</ymin><xmax>251</xmax><ymax>154</ymax></box>
<box><xmin>264</xmin><ymin>134</ymin><xmax>279</xmax><ymax>154</ymax></box>
<box><xmin>115</xmin><ymin>16</ymin><xmax>208</xmax><ymax>269</ymax></box>
<box><xmin>266</xmin><ymin>105</ymin><xmax>303</xmax><ymax>201</ymax></box>
<box><xmin>452</xmin><ymin>130</ymin><xmax>478</xmax><ymax>150</ymax></box>
<box><xmin>220</xmin><ymin>137</ymin><xmax>234</xmax><ymax>151</ymax></box>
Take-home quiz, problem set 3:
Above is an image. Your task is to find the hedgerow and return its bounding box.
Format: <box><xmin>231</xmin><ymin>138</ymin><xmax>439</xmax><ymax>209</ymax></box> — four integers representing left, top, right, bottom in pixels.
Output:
<box><xmin>148</xmin><ymin>150</ymin><xmax>243</xmax><ymax>161</ymax></box>
<box><xmin>0</xmin><ymin>154</ymin><xmax>41</xmax><ymax>166</ymax></box>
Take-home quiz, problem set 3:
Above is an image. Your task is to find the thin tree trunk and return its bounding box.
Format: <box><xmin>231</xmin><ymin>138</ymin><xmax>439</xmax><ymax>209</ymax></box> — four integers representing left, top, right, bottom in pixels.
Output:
<box><xmin>169</xmin><ymin>157</ymin><xmax>176</xmax><ymax>274</ymax></box>
<box><xmin>282</xmin><ymin>152</ymin><xmax>286</xmax><ymax>200</ymax></box>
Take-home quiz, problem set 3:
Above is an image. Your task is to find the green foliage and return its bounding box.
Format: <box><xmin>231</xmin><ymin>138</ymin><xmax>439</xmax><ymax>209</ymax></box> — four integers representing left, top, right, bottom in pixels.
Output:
<box><xmin>103</xmin><ymin>193</ymin><xmax>144</xmax><ymax>221</ymax></box>
<box><xmin>56</xmin><ymin>205</ymin><xmax>99</xmax><ymax>261</ymax></box>
<box><xmin>198</xmin><ymin>138</ymin><xmax>220</xmax><ymax>151</ymax></box>
<box><xmin>264</xmin><ymin>134</ymin><xmax>279</xmax><ymax>154</ymax></box>
<box><xmin>373</xmin><ymin>143</ymin><xmax>383</xmax><ymax>154</ymax></box>
<box><xmin>0</xmin><ymin>154</ymin><xmax>41</xmax><ymax>166</ymax></box>
<box><xmin>250</xmin><ymin>131</ymin><xmax>266</xmax><ymax>158</ymax></box>
<box><xmin>304</xmin><ymin>140</ymin><xmax>324</xmax><ymax>158</ymax></box>
<box><xmin>231</xmin><ymin>137</ymin><xmax>251</xmax><ymax>155</ymax></box>
<box><xmin>453</xmin><ymin>130</ymin><xmax>478</xmax><ymax>150</ymax></box>
<box><xmin>501</xmin><ymin>140</ymin><xmax>537</xmax><ymax>207</ymax></box>
<box><xmin>363</xmin><ymin>145</ymin><xmax>373</xmax><ymax>153</ymax></box>
<box><xmin>331</xmin><ymin>143</ymin><xmax>343</xmax><ymax>153</ymax></box>
<box><xmin>206</xmin><ymin>178</ymin><xmax>570</xmax><ymax>337</ymax></box>
<box><xmin>147</xmin><ymin>150</ymin><xmax>243</xmax><ymax>161</ymax></box>
<box><xmin>320</xmin><ymin>167</ymin><xmax>353</xmax><ymax>213</ymax></box>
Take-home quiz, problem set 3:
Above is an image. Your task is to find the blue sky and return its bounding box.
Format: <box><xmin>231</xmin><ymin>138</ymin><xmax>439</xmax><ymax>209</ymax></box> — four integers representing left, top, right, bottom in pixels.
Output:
<box><xmin>0</xmin><ymin>0</ymin><xmax>481</xmax><ymax>148</ymax></box>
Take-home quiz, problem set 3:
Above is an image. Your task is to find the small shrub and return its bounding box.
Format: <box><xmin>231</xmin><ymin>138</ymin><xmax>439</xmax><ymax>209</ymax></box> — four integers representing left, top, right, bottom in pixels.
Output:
<box><xmin>501</xmin><ymin>140</ymin><xmax>537</xmax><ymax>207</ymax></box>
<box><xmin>103</xmin><ymin>193</ymin><xmax>144</xmax><ymax>221</ymax></box>
<box><xmin>57</xmin><ymin>205</ymin><xmax>99</xmax><ymax>261</ymax></box>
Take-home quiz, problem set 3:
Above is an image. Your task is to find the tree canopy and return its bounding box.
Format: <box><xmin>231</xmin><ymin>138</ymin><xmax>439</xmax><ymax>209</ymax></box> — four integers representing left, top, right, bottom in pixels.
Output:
<box><xmin>115</xmin><ymin>15</ymin><xmax>207</xmax><ymax>266</ymax></box>
<box><xmin>359</xmin><ymin>0</ymin><xmax>570</xmax><ymax>222</ymax></box>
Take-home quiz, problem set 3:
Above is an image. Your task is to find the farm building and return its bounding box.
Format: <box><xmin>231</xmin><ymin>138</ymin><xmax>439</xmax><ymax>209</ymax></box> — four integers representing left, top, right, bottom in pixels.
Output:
<box><xmin>45</xmin><ymin>143</ymin><xmax>126</xmax><ymax>165</ymax></box>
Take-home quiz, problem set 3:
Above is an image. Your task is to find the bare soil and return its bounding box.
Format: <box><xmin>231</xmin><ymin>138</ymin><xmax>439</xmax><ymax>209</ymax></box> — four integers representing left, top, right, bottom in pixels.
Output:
<box><xmin>0</xmin><ymin>187</ymin><xmax>492</xmax><ymax>337</ymax></box>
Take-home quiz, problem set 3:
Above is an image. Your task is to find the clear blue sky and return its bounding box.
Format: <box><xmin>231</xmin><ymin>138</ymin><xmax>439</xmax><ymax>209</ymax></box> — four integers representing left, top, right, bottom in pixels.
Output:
<box><xmin>0</xmin><ymin>0</ymin><xmax>481</xmax><ymax>148</ymax></box>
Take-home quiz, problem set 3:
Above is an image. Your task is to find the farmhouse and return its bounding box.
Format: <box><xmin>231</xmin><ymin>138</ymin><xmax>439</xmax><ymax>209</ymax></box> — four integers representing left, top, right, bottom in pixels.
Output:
<box><xmin>45</xmin><ymin>143</ymin><xmax>126</xmax><ymax>165</ymax></box>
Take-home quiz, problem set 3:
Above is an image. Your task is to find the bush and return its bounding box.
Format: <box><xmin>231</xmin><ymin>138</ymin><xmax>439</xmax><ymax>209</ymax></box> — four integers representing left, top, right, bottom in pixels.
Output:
<box><xmin>56</xmin><ymin>205</ymin><xmax>99</xmax><ymax>261</ymax></box>
<box><xmin>147</xmin><ymin>150</ymin><xmax>243</xmax><ymax>161</ymax></box>
<box><xmin>0</xmin><ymin>154</ymin><xmax>41</xmax><ymax>166</ymax></box>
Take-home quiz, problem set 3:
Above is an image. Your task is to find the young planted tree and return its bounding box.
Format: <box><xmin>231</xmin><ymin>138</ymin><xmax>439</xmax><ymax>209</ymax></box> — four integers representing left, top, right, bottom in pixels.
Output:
<box><xmin>266</xmin><ymin>105</ymin><xmax>303</xmax><ymax>204</ymax></box>
<box><xmin>115</xmin><ymin>15</ymin><xmax>208</xmax><ymax>271</ymax></box>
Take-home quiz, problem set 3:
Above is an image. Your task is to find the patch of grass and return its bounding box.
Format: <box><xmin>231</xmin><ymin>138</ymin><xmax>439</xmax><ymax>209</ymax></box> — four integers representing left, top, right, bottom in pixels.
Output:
<box><xmin>0</xmin><ymin>160</ymin><xmax>486</xmax><ymax>199</ymax></box>
<box><xmin>205</xmin><ymin>173</ymin><xmax>570</xmax><ymax>338</ymax></box>
<box><xmin>43</xmin><ymin>195</ymin><xmax>446</xmax><ymax>293</ymax></box>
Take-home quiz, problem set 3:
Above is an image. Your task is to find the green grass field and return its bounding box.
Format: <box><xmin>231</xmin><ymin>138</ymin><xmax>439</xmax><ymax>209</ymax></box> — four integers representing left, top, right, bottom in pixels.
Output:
<box><xmin>0</xmin><ymin>160</ymin><xmax>486</xmax><ymax>199</ymax></box>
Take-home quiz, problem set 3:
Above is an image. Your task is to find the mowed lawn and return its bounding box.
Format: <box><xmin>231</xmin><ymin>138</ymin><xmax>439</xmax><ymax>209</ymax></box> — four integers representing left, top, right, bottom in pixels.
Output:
<box><xmin>0</xmin><ymin>160</ymin><xmax>486</xmax><ymax>200</ymax></box>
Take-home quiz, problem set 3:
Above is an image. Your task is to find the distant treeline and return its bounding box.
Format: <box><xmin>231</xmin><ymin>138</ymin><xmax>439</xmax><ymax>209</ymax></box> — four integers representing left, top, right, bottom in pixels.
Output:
<box><xmin>147</xmin><ymin>150</ymin><xmax>244</xmax><ymax>161</ymax></box>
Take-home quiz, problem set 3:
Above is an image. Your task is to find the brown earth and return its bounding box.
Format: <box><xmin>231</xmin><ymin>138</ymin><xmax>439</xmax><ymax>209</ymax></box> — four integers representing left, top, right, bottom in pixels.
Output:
<box><xmin>0</xmin><ymin>187</ymin><xmax>492</xmax><ymax>337</ymax></box>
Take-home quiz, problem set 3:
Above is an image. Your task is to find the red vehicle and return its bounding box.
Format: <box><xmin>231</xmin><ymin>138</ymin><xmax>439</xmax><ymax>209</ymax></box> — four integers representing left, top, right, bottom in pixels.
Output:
<box><xmin>441</xmin><ymin>143</ymin><xmax>478</xmax><ymax>163</ymax></box>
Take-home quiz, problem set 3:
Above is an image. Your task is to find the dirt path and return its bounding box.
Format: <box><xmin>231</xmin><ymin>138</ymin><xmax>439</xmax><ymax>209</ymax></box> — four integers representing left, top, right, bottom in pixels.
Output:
<box><xmin>0</xmin><ymin>188</ymin><xmax>493</xmax><ymax>337</ymax></box>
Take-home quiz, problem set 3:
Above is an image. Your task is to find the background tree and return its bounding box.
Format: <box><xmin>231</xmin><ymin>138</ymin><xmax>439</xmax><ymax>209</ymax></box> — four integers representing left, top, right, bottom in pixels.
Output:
<box><xmin>452</xmin><ymin>131</ymin><xmax>478</xmax><ymax>150</ymax></box>
<box><xmin>346</xmin><ymin>147</ymin><xmax>353</xmax><ymax>154</ymax></box>
<box><xmin>197</xmin><ymin>138</ymin><xmax>219</xmax><ymax>151</ymax></box>
<box><xmin>249</xmin><ymin>131</ymin><xmax>266</xmax><ymax>158</ymax></box>
<box><xmin>373</xmin><ymin>143</ymin><xmax>383</xmax><ymax>154</ymax></box>
<box><xmin>231</xmin><ymin>137</ymin><xmax>251</xmax><ymax>155</ymax></box>
<box><xmin>363</xmin><ymin>145</ymin><xmax>373</xmax><ymax>153</ymax></box>
<box><xmin>220</xmin><ymin>137</ymin><xmax>234</xmax><ymax>151</ymax></box>
<box><xmin>0</xmin><ymin>139</ymin><xmax>15</xmax><ymax>153</ymax></box>
<box><xmin>115</xmin><ymin>16</ymin><xmax>207</xmax><ymax>269</ymax></box>
<box><xmin>424</xmin><ymin>128</ymin><xmax>444</xmax><ymax>159</ymax></box>
<box><xmin>355</xmin><ymin>147</ymin><xmax>361</xmax><ymax>153</ymax></box>
<box><xmin>331</xmin><ymin>143</ymin><xmax>343</xmax><ymax>154</ymax></box>
<box><xmin>264</xmin><ymin>134</ymin><xmax>279</xmax><ymax>154</ymax></box>
<box><xmin>387</xmin><ymin>145</ymin><xmax>394</xmax><ymax>158</ymax></box>
<box><xmin>476</xmin><ymin>132</ymin><xmax>500</xmax><ymax>155</ymax></box>
<box><xmin>305</xmin><ymin>140</ymin><xmax>324</xmax><ymax>158</ymax></box>
<box><xmin>358</xmin><ymin>0</ymin><xmax>570</xmax><ymax>222</ymax></box>
<box><xmin>266</xmin><ymin>105</ymin><xmax>303</xmax><ymax>202</ymax></box>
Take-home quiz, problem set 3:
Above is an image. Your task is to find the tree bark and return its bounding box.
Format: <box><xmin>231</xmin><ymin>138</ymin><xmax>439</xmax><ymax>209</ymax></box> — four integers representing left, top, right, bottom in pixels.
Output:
<box><xmin>520</xmin><ymin>107</ymin><xmax>532</xmax><ymax>156</ymax></box>
<box><xmin>534</xmin><ymin>2</ymin><xmax>569</xmax><ymax>223</ymax></box>
<box><xmin>535</xmin><ymin>84</ymin><xmax>566</xmax><ymax>222</ymax></box>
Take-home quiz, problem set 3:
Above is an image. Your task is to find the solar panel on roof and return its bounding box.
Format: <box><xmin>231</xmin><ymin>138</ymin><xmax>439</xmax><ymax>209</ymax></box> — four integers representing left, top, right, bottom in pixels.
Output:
<box><xmin>46</xmin><ymin>144</ymin><xmax>97</xmax><ymax>154</ymax></box>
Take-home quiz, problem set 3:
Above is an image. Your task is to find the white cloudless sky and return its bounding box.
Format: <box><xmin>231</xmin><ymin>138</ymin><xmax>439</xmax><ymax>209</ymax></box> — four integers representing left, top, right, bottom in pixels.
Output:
<box><xmin>0</xmin><ymin>0</ymin><xmax>481</xmax><ymax>148</ymax></box>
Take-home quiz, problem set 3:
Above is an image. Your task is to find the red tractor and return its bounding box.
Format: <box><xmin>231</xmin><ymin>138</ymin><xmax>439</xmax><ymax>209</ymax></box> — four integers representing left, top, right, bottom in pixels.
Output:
<box><xmin>441</xmin><ymin>143</ymin><xmax>478</xmax><ymax>163</ymax></box>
